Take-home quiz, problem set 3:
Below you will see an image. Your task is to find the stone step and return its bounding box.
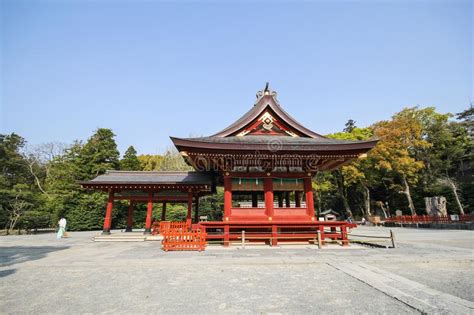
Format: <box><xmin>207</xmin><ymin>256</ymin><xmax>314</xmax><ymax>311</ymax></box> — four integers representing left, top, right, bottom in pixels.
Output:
<box><xmin>93</xmin><ymin>235</ymin><xmax>147</xmax><ymax>242</ymax></box>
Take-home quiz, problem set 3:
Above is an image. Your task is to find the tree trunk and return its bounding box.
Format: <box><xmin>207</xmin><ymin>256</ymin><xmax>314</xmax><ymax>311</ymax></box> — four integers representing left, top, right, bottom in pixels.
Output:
<box><xmin>316</xmin><ymin>190</ymin><xmax>322</xmax><ymax>216</ymax></box>
<box><xmin>363</xmin><ymin>185</ymin><xmax>372</xmax><ymax>217</ymax></box>
<box><xmin>8</xmin><ymin>215</ymin><xmax>20</xmax><ymax>234</ymax></box>
<box><xmin>447</xmin><ymin>178</ymin><xmax>464</xmax><ymax>215</ymax></box>
<box><xmin>400</xmin><ymin>175</ymin><xmax>416</xmax><ymax>216</ymax></box>
<box><xmin>379</xmin><ymin>203</ymin><xmax>388</xmax><ymax>219</ymax></box>
<box><xmin>26</xmin><ymin>159</ymin><xmax>49</xmax><ymax>197</ymax></box>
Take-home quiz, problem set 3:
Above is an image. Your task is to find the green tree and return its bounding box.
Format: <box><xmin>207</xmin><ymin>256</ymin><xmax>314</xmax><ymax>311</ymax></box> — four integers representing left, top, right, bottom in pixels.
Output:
<box><xmin>414</xmin><ymin>108</ymin><xmax>469</xmax><ymax>214</ymax></box>
<box><xmin>0</xmin><ymin>133</ymin><xmax>48</xmax><ymax>232</ymax></box>
<box><xmin>120</xmin><ymin>146</ymin><xmax>141</xmax><ymax>170</ymax></box>
<box><xmin>329</xmin><ymin>127</ymin><xmax>376</xmax><ymax>218</ymax></box>
<box><xmin>81</xmin><ymin>128</ymin><xmax>120</xmax><ymax>178</ymax></box>
<box><xmin>44</xmin><ymin>129</ymin><xmax>121</xmax><ymax>231</ymax></box>
<box><xmin>343</xmin><ymin>119</ymin><xmax>357</xmax><ymax>133</ymax></box>
<box><xmin>138</xmin><ymin>154</ymin><xmax>165</xmax><ymax>171</ymax></box>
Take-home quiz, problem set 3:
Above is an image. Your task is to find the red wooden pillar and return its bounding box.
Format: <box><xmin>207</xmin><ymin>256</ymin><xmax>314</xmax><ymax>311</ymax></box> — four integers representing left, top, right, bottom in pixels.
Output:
<box><xmin>295</xmin><ymin>191</ymin><xmax>301</xmax><ymax>208</ymax></box>
<box><xmin>144</xmin><ymin>192</ymin><xmax>153</xmax><ymax>234</ymax></box>
<box><xmin>125</xmin><ymin>200</ymin><xmax>134</xmax><ymax>232</ymax></box>
<box><xmin>285</xmin><ymin>192</ymin><xmax>291</xmax><ymax>208</ymax></box>
<box><xmin>223</xmin><ymin>176</ymin><xmax>232</xmax><ymax>221</ymax></box>
<box><xmin>102</xmin><ymin>190</ymin><xmax>114</xmax><ymax>235</ymax></box>
<box><xmin>264</xmin><ymin>177</ymin><xmax>274</xmax><ymax>219</ymax></box>
<box><xmin>161</xmin><ymin>202</ymin><xmax>167</xmax><ymax>221</ymax></box>
<box><xmin>186</xmin><ymin>192</ymin><xmax>193</xmax><ymax>227</ymax></box>
<box><xmin>304</xmin><ymin>177</ymin><xmax>315</xmax><ymax>219</ymax></box>
<box><xmin>194</xmin><ymin>196</ymin><xmax>200</xmax><ymax>223</ymax></box>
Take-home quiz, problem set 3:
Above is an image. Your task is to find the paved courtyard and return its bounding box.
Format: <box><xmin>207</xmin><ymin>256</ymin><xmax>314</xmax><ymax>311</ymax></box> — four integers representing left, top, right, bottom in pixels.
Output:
<box><xmin>1</xmin><ymin>226</ymin><xmax>473</xmax><ymax>314</ymax></box>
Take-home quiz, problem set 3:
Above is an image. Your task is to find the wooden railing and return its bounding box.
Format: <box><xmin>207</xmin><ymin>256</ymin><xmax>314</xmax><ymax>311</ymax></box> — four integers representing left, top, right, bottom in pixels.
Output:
<box><xmin>385</xmin><ymin>214</ymin><xmax>474</xmax><ymax>224</ymax></box>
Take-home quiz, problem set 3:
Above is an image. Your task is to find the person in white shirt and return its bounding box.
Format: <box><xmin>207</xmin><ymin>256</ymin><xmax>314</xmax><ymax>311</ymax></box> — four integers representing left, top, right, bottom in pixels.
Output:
<box><xmin>57</xmin><ymin>218</ymin><xmax>67</xmax><ymax>239</ymax></box>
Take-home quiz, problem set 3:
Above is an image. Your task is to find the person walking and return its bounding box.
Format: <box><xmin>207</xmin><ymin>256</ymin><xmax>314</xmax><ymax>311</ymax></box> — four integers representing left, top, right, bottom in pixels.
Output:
<box><xmin>56</xmin><ymin>217</ymin><xmax>67</xmax><ymax>239</ymax></box>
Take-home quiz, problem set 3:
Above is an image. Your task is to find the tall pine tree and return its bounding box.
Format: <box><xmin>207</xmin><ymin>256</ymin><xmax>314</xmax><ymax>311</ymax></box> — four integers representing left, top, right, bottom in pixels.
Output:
<box><xmin>120</xmin><ymin>146</ymin><xmax>141</xmax><ymax>170</ymax></box>
<box><xmin>81</xmin><ymin>128</ymin><xmax>120</xmax><ymax>178</ymax></box>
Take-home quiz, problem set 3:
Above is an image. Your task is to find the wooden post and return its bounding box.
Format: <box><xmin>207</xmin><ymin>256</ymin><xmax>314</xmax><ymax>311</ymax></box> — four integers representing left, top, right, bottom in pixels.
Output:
<box><xmin>295</xmin><ymin>191</ymin><xmax>301</xmax><ymax>208</ymax></box>
<box><xmin>241</xmin><ymin>230</ymin><xmax>245</xmax><ymax>249</ymax></box>
<box><xmin>319</xmin><ymin>225</ymin><xmax>325</xmax><ymax>246</ymax></box>
<box><xmin>161</xmin><ymin>202</ymin><xmax>167</xmax><ymax>221</ymax></box>
<box><xmin>271</xmin><ymin>225</ymin><xmax>278</xmax><ymax>246</ymax></box>
<box><xmin>144</xmin><ymin>192</ymin><xmax>153</xmax><ymax>234</ymax></box>
<box><xmin>317</xmin><ymin>230</ymin><xmax>322</xmax><ymax>249</ymax></box>
<box><xmin>285</xmin><ymin>192</ymin><xmax>291</xmax><ymax>208</ymax></box>
<box><xmin>187</xmin><ymin>192</ymin><xmax>193</xmax><ymax>227</ymax></box>
<box><xmin>224</xmin><ymin>176</ymin><xmax>232</xmax><ymax>221</ymax></box>
<box><xmin>194</xmin><ymin>196</ymin><xmax>199</xmax><ymax>223</ymax></box>
<box><xmin>264</xmin><ymin>177</ymin><xmax>274</xmax><ymax>219</ymax></box>
<box><xmin>125</xmin><ymin>200</ymin><xmax>134</xmax><ymax>232</ymax></box>
<box><xmin>304</xmin><ymin>177</ymin><xmax>315</xmax><ymax>218</ymax></box>
<box><xmin>390</xmin><ymin>229</ymin><xmax>396</xmax><ymax>248</ymax></box>
<box><xmin>341</xmin><ymin>226</ymin><xmax>349</xmax><ymax>246</ymax></box>
<box><xmin>102</xmin><ymin>190</ymin><xmax>114</xmax><ymax>235</ymax></box>
<box><xmin>252</xmin><ymin>193</ymin><xmax>258</xmax><ymax>208</ymax></box>
<box><xmin>224</xmin><ymin>224</ymin><xmax>230</xmax><ymax>247</ymax></box>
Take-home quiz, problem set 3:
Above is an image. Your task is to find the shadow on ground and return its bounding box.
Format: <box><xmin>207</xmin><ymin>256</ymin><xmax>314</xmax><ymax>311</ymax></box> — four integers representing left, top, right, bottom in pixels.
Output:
<box><xmin>0</xmin><ymin>246</ymin><xmax>69</xmax><ymax>272</ymax></box>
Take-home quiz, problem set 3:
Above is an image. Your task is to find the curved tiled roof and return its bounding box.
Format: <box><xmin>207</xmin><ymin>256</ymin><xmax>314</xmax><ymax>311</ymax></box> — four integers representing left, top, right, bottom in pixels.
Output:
<box><xmin>211</xmin><ymin>92</ymin><xmax>326</xmax><ymax>138</ymax></box>
<box><xmin>171</xmin><ymin>136</ymin><xmax>378</xmax><ymax>152</ymax></box>
<box><xmin>81</xmin><ymin>171</ymin><xmax>213</xmax><ymax>185</ymax></box>
<box><xmin>170</xmin><ymin>84</ymin><xmax>378</xmax><ymax>154</ymax></box>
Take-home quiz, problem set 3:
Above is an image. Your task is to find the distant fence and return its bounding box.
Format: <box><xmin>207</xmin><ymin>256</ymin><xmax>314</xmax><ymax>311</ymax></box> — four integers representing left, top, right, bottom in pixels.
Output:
<box><xmin>385</xmin><ymin>214</ymin><xmax>474</xmax><ymax>224</ymax></box>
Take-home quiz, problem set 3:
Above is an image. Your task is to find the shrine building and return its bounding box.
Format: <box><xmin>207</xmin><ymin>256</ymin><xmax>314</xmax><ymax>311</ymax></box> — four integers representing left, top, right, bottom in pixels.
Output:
<box><xmin>81</xmin><ymin>84</ymin><xmax>377</xmax><ymax>246</ymax></box>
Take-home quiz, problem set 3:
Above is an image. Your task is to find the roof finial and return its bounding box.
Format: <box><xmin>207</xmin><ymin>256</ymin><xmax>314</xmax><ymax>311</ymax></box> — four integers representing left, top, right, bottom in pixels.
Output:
<box><xmin>255</xmin><ymin>82</ymin><xmax>277</xmax><ymax>103</ymax></box>
<box><xmin>264</xmin><ymin>82</ymin><xmax>270</xmax><ymax>95</ymax></box>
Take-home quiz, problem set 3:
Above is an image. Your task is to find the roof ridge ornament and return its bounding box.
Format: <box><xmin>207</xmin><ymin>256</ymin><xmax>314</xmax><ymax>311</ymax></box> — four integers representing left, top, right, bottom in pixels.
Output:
<box><xmin>255</xmin><ymin>82</ymin><xmax>278</xmax><ymax>105</ymax></box>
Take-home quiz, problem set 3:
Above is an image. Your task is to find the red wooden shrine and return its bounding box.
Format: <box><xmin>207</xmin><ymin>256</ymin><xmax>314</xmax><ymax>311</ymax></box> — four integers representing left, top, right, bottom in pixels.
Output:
<box><xmin>81</xmin><ymin>84</ymin><xmax>377</xmax><ymax>247</ymax></box>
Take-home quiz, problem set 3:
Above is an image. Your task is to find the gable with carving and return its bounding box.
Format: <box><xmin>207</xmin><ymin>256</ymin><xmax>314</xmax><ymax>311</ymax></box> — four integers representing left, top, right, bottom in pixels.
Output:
<box><xmin>235</xmin><ymin>110</ymin><xmax>301</xmax><ymax>137</ymax></box>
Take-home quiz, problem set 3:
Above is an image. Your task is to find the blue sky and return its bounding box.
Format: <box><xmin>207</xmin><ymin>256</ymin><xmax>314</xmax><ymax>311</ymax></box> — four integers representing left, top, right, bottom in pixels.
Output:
<box><xmin>1</xmin><ymin>0</ymin><xmax>472</xmax><ymax>155</ymax></box>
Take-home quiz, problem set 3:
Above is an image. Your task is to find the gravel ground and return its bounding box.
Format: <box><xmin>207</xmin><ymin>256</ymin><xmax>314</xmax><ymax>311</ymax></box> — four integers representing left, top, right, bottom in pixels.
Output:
<box><xmin>1</xmin><ymin>226</ymin><xmax>473</xmax><ymax>314</ymax></box>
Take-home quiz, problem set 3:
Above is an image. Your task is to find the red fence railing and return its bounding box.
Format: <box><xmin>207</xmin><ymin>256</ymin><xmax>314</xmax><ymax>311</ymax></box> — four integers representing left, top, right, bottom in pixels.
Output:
<box><xmin>152</xmin><ymin>221</ymin><xmax>189</xmax><ymax>235</ymax></box>
<box><xmin>385</xmin><ymin>214</ymin><xmax>474</xmax><ymax>224</ymax></box>
<box><xmin>162</xmin><ymin>229</ymin><xmax>207</xmax><ymax>251</ymax></box>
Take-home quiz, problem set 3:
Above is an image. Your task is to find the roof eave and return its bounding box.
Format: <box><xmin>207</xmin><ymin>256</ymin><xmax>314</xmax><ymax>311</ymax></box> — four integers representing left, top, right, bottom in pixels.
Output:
<box><xmin>171</xmin><ymin>137</ymin><xmax>379</xmax><ymax>152</ymax></box>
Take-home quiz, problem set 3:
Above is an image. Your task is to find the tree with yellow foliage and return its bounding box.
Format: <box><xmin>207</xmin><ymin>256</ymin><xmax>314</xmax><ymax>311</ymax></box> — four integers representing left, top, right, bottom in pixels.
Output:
<box><xmin>370</xmin><ymin>108</ymin><xmax>430</xmax><ymax>215</ymax></box>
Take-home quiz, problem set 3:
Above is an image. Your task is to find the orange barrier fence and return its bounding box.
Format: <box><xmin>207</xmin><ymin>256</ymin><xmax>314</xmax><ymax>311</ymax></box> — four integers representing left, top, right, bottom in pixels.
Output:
<box><xmin>152</xmin><ymin>221</ymin><xmax>189</xmax><ymax>235</ymax></box>
<box><xmin>162</xmin><ymin>228</ymin><xmax>207</xmax><ymax>251</ymax></box>
<box><xmin>385</xmin><ymin>214</ymin><xmax>474</xmax><ymax>224</ymax></box>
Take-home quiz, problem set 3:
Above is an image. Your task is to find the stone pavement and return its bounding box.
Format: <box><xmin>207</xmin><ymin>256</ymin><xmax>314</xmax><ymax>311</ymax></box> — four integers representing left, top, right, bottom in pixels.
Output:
<box><xmin>0</xmin><ymin>226</ymin><xmax>473</xmax><ymax>314</ymax></box>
